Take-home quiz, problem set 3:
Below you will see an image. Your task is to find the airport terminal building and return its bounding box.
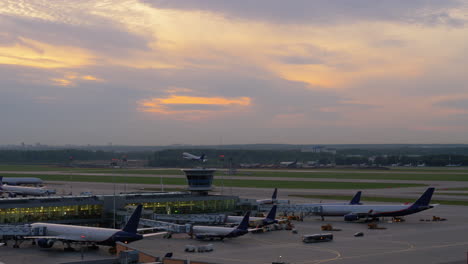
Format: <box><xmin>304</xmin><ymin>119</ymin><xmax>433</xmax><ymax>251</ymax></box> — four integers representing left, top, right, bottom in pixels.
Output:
<box><xmin>0</xmin><ymin>192</ymin><xmax>238</xmax><ymax>226</ymax></box>
<box><xmin>0</xmin><ymin>168</ymin><xmax>243</xmax><ymax>226</ymax></box>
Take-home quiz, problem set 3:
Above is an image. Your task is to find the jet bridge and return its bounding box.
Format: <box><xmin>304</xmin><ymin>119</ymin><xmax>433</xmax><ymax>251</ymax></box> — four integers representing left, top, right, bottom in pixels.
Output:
<box><xmin>139</xmin><ymin>218</ymin><xmax>190</xmax><ymax>234</ymax></box>
<box><xmin>152</xmin><ymin>213</ymin><xmax>226</xmax><ymax>225</ymax></box>
<box><xmin>0</xmin><ymin>224</ymin><xmax>47</xmax><ymax>247</ymax></box>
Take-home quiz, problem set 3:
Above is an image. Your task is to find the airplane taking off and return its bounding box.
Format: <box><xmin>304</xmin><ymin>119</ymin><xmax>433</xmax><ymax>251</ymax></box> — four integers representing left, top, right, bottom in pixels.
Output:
<box><xmin>191</xmin><ymin>211</ymin><xmax>250</xmax><ymax>240</ymax></box>
<box><xmin>0</xmin><ymin>176</ymin><xmax>55</xmax><ymax>197</ymax></box>
<box><xmin>279</xmin><ymin>159</ymin><xmax>298</xmax><ymax>168</ymax></box>
<box><xmin>227</xmin><ymin>205</ymin><xmax>278</xmax><ymax>226</ymax></box>
<box><xmin>316</xmin><ymin>188</ymin><xmax>436</xmax><ymax>221</ymax></box>
<box><xmin>183</xmin><ymin>152</ymin><xmax>207</xmax><ymax>162</ymax></box>
<box><xmin>27</xmin><ymin>205</ymin><xmax>147</xmax><ymax>250</ymax></box>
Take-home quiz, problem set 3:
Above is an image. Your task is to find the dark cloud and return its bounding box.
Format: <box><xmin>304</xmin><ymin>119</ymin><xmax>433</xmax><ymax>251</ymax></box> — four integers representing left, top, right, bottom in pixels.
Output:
<box><xmin>436</xmin><ymin>98</ymin><xmax>468</xmax><ymax>110</ymax></box>
<box><xmin>0</xmin><ymin>63</ymin><xmax>346</xmax><ymax>145</ymax></box>
<box><xmin>142</xmin><ymin>0</ymin><xmax>464</xmax><ymax>26</ymax></box>
<box><xmin>0</xmin><ymin>14</ymin><xmax>151</xmax><ymax>56</ymax></box>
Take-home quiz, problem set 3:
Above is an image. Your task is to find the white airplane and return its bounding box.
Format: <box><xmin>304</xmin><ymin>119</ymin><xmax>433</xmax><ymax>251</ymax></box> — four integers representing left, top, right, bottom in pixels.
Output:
<box><xmin>0</xmin><ymin>176</ymin><xmax>55</xmax><ymax>197</ymax></box>
<box><xmin>27</xmin><ymin>205</ymin><xmax>151</xmax><ymax>250</ymax></box>
<box><xmin>257</xmin><ymin>188</ymin><xmax>361</xmax><ymax>206</ymax></box>
<box><xmin>190</xmin><ymin>211</ymin><xmax>250</xmax><ymax>240</ymax></box>
<box><xmin>1</xmin><ymin>177</ymin><xmax>43</xmax><ymax>186</ymax></box>
<box><xmin>257</xmin><ymin>188</ymin><xmax>278</xmax><ymax>204</ymax></box>
<box><xmin>182</xmin><ymin>152</ymin><xmax>207</xmax><ymax>162</ymax></box>
<box><xmin>227</xmin><ymin>206</ymin><xmax>278</xmax><ymax>226</ymax></box>
<box><xmin>315</xmin><ymin>188</ymin><xmax>436</xmax><ymax>221</ymax></box>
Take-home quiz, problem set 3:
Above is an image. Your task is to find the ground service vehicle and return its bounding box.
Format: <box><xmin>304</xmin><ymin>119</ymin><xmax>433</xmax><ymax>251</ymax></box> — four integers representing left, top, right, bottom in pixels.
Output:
<box><xmin>302</xmin><ymin>233</ymin><xmax>333</xmax><ymax>243</ymax></box>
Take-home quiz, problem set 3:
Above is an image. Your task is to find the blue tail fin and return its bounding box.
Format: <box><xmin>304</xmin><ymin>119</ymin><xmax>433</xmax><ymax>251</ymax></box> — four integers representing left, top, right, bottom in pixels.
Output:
<box><xmin>0</xmin><ymin>176</ymin><xmax>3</xmax><ymax>189</ymax></box>
<box><xmin>265</xmin><ymin>205</ymin><xmax>277</xmax><ymax>220</ymax></box>
<box><xmin>122</xmin><ymin>205</ymin><xmax>142</xmax><ymax>234</ymax></box>
<box><xmin>350</xmin><ymin>191</ymin><xmax>361</xmax><ymax>205</ymax></box>
<box><xmin>236</xmin><ymin>211</ymin><xmax>250</xmax><ymax>231</ymax></box>
<box><xmin>412</xmin><ymin>188</ymin><xmax>435</xmax><ymax>207</ymax></box>
<box><xmin>272</xmin><ymin>188</ymin><xmax>278</xmax><ymax>200</ymax></box>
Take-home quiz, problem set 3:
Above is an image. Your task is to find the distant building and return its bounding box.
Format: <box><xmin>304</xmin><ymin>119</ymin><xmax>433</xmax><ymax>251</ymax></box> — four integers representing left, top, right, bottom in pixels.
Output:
<box><xmin>301</xmin><ymin>146</ymin><xmax>337</xmax><ymax>154</ymax></box>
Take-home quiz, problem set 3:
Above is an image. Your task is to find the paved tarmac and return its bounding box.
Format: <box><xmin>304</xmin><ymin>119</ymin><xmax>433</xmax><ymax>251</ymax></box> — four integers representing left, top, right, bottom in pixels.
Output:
<box><xmin>130</xmin><ymin>205</ymin><xmax>468</xmax><ymax>264</ymax></box>
<box><xmin>1</xmin><ymin>173</ymin><xmax>468</xmax><ymax>264</ymax></box>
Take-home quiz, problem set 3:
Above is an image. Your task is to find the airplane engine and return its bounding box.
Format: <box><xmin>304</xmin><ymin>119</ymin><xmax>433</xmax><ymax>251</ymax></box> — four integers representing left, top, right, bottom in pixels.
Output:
<box><xmin>344</xmin><ymin>213</ymin><xmax>360</xmax><ymax>222</ymax></box>
<box><xmin>37</xmin><ymin>238</ymin><xmax>55</xmax><ymax>248</ymax></box>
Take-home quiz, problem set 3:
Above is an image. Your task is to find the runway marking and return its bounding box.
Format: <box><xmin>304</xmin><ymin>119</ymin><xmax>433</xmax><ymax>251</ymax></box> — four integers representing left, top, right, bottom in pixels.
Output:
<box><xmin>309</xmin><ymin>240</ymin><xmax>468</xmax><ymax>263</ymax></box>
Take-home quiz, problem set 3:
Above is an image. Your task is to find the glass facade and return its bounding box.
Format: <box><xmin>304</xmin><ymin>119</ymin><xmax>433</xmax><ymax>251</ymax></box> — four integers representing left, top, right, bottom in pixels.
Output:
<box><xmin>127</xmin><ymin>198</ymin><xmax>236</xmax><ymax>214</ymax></box>
<box><xmin>0</xmin><ymin>204</ymin><xmax>102</xmax><ymax>224</ymax></box>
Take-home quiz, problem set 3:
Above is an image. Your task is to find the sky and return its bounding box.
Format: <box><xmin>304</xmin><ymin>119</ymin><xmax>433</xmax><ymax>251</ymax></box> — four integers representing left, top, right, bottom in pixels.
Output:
<box><xmin>1</xmin><ymin>0</ymin><xmax>468</xmax><ymax>145</ymax></box>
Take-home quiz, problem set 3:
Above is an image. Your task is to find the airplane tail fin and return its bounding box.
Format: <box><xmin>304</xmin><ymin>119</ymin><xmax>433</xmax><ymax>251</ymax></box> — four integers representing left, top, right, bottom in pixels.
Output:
<box><xmin>265</xmin><ymin>205</ymin><xmax>277</xmax><ymax>221</ymax></box>
<box><xmin>122</xmin><ymin>205</ymin><xmax>143</xmax><ymax>234</ymax></box>
<box><xmin>236</xmin><ymin>211</ymin><xmax>251</xmax><ymax>231</ymax></box>
<box><xmin>412</xmin><ymin>188</ymin><xmax>435</xmax><ymax>207</ymax></box>
<box><xmin>200</xmin><ymin>154</ymin><xmax>205</xmax><ymax>161</ymax></box>
<box><xmin>272</xmin><ymin>188</ymin><xmax>278</xmax><ymax>200</ymax></box>
<box><xmin>0</xmin><ymin>176</ymin><xmax>2</xmax><ymax>189</ymax></box>
<box><xmin>350</xmin><ymin>191</ymin><xmax>362</xmax><ymax>205</ymax></box>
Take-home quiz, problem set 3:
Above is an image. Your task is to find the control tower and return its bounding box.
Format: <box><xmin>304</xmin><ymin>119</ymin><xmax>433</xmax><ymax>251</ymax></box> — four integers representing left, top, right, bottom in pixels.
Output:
<box><xmin>181</xmin><ymin>168</ymin><xmax>216</xmax><ymax>195</ymax></box>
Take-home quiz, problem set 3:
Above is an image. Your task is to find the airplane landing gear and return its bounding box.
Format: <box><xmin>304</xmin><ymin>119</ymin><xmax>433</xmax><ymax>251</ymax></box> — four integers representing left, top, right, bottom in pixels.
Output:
<box><xmin>88</xmin><ymin>244</ymin><xmax>99</xmax><ymax>250</ymax></box>
<box><xmin>64</xmin><ymin>242</ymin><xmax>75</xmax><ymax>252</ymax></box>
<box><xmin>109</xmin><ymin>247</ymin><xmax>117</xmax><ymax>254</ymax></box>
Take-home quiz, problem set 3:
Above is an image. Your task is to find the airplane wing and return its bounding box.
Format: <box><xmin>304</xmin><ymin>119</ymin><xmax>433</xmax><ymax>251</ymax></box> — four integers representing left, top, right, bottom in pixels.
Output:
<box><xmin>142</xmin><ymin>232</ymin><xmax>168</xmax><ymax>238</ymax></box>
<box><xmin>194</xmin><ymin>233</ymin><xmax>223</xmax><ymax>239</ymax></box>
<box><xmin>137</xmin><ymin>227</ymin><xmax>161</xmax><ymax>232</ymax></box>
<box><xmin>24</xmin><ymin>236</ymin><xmax>63</xmax><ymax>239</ymax></box>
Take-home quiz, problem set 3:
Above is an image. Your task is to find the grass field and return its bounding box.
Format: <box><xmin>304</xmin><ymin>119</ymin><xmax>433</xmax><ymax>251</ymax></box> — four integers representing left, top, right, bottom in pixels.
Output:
<box><xmin>437</xmin><ymin>193</ymin><xmax>468</xmax><ymax>196</ymax></box>
<box><xmin>2</xmin><ymin>165</ymin><xmax>468</xmax><ymax>181</ymax></box>
<box><xmin>444</xmin><ymin>187</ymin><xmax>468</xmax><ymax>191</ymax></box>
<box><xmin>233</xmin><ymin>171</ymin><xmax>468</xmax><ymax>181</ymax></box>
<box><xmin>288</xmin><ymin>194</ymin><xmax>468</xmax><ymax>206</ymax></box>
<box><xmin>0</xmin><ymin>173</ymin><xmax>425</xmax><ymax>190</ymax></box>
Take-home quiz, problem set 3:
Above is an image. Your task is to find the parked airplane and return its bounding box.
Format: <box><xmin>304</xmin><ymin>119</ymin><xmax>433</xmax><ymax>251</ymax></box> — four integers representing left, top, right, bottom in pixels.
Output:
<box><xmin>26</xmin><ymin>205</ymin><xmax>151</xmax><ymax>251</ymax></box>
<box><xmin>315</xmin><ymin>188</ymin><xmax>436</xmax><ymax>221</ymax></box>
<box><xmin>183</xmin><ymin>152</ymin><xmax>207</xmax><ymax>162</ymax></box>
<box><xmin>257</xmin><ymin>188</ymin><xmax>289</xmax><ymax>205</ymax></box>
<box><xmin>1</xmin><ymin>177</ymin><xmax>43</xmax><ymax>186</ymax></box>
<box><xmin>0</xmin><ymin>177</ymin><xmax>55</xmax><ymax>197</ymax></box>
<box><xmin>310</xmin><ymin>191</ymin><xmax>362</xmax><ymax>206</ymax></box>
<box><xmin>190</xmin><ymin>211</ymin><xmax>250</xmax><ymax>240</ymax></box>
<box><xmin>227</xmin><ymin>206</ymin><xmax>278</xmax><ymax>226</ymax></box>
<box><xmin>257</xmin><ymin>188</ymin><xmax>361</xmax><ymax>206</ymax></box>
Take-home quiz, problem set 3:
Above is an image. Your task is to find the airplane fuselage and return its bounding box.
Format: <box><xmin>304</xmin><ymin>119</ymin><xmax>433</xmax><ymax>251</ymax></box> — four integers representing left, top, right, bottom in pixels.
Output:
<box><xmin>319</xmin><ymin>204</ymin><xmax>433</xmax><ymax>218</ymax></box>
<box><xmin>1</xmin><ymin>185</ymin><xmax>53</xmax><ymax>196</ymax></box>
<box><xmin>192</xmin><ymin>225</ymin><xmax>248</xmax><ymax>239</ymax></box>
<box><xmin>31</xmin><ymin>223</ymin><xmax>142</xmax><ymax>245</ymax></box>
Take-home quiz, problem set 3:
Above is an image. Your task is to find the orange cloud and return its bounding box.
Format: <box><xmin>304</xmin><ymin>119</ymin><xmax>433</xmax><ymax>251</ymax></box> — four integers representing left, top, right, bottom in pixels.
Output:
<box><xmin>137</xmin><ymin>95</ymin><xmax>251</xmax><ymax>119</ymax></box>
<box><xmin>51</xmin><ymin>78</ymin><xmax>73</xmax><ymax>87</ymax></box>
<box><xmin>0</xmin><ymin>38</ymin><xmax>93</xmax><ymax>69</ymax></box>
<box><xmin>49</xmin><ymin>73</ymin><xmax>104</xmax><ymax>86</ymax></box>
<box><xmin>82</xmin><ymin>75</ymin><xmax>103</xmax><ymax>81</ymax></box>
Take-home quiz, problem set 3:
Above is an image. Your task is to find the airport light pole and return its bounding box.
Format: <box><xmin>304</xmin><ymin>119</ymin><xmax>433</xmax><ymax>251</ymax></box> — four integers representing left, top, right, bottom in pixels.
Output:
<box><xmin>160</xmin><ymin>175</ymin><xmax>164</xmax><ymax>192</ymax></box>
<box><xmin>113</xmin><ymin>172</ymin><xmax>116</xmax><ymax>229</ymax></box>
